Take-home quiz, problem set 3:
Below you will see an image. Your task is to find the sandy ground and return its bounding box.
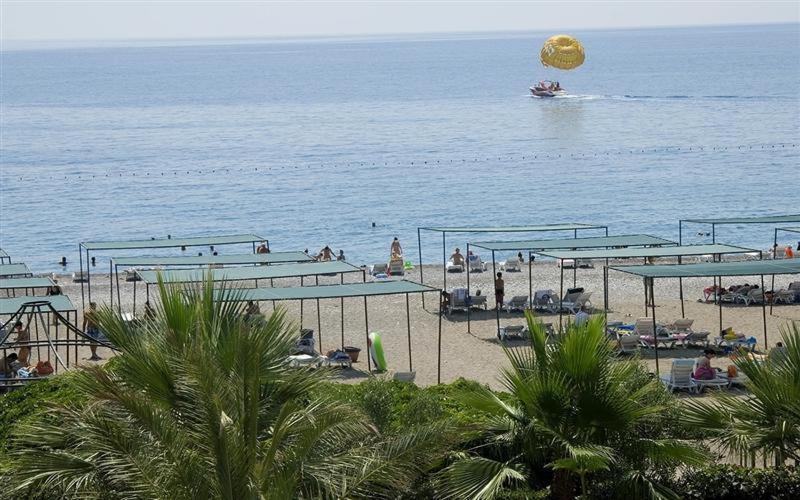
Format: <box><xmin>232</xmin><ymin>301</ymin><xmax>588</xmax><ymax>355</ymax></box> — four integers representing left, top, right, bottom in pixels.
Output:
<box><xmin>16</xmin><ymin>259</ymin><xmax>793</xmax><ymax>390</ymax></box>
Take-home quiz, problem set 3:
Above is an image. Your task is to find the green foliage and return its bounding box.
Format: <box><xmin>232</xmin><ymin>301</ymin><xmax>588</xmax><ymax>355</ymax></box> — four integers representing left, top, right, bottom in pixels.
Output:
<box><xmin>0</xmin><ymin>372</ymin><xmax>82</xmax><ymax>452</ymax></box>
<box><xmin>437</xmin><ymin>312</ymin><xmax>707</xmax><ymax>500</ymax></box>
<box><xmin>683</xmin><ymin>321</ymin><xmax>800</xmax><ymax>466</ymax></box>
<box><xmin>3</xmin><ymin>278</ymin><xmax>451</xmax><ymax>499</ymax></box>
<box><xmin>319</xmin><ymin>377</ymin><xmax>496</xmax><ymax>435</ymax></box>
<box><xmin>676</xmin><ymin>464</ymin><xmax>800</xmax><ymax>499</ymax></box>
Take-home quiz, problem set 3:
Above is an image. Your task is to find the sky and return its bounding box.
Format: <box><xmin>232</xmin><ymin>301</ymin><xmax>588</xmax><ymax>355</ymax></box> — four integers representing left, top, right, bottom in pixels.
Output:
<box><xmin>1</xmin><ymin>1</ymin><xmax>798</xmax><ymax>45</ymax></box>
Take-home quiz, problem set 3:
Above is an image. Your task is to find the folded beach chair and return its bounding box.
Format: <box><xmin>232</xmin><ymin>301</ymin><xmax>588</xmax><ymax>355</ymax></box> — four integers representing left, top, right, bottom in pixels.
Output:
<box><xmin>533</xmin><ymin>289</ymin><xmax>558</xmax><ymax>313</ymax></box>
<box><xmin>503</xmin><ymin>258</ymin><xmax>522</xmax><ymax>272</ymax></box>
<box><xmin>468</xmin><ymin>255</ymin><xmax>486</xmax><ymax>273</ymax></box>
<box><xmin>618</xmin><ymin>334</ymin><xmax>641</xmax><ymax>355</ymax></box>
<box><xmin>470</xmin><ymin>293</ymin><xmax>488</xmax><ymax>310</ymax></box>
<box><xmin>660</xmin><ymin>359</ymin><xmax>697</xmax><ymax>393</ymax></box>
<box><xmin>576</xmin><ymin>258</ymin><xmax>594</xmax><ymax>269</ymax></box>
<box><xmin>388</xmin><ymin>259</ymin><xmax>405</xmax><ymax>276</ymax></box>
<box><xmin>448</xmin><ymin>288</ymin><xmax>469</xmax><ymax>314</ymax></box>
<box><xmin>562</xmin><ymin>292</ymin><xmax>592</xmax><ymax>314</ymax></box>
<box><xmin>504</xmin><ymin>295</ymin><xmax>529</xmax><ymax>313</ymax></box>
<box><xmin>294</xmin><ymin>329</ymin><xmax>316</xmax><ymax>355</ymax></box>
<box><xmin>446</xmin><ymin>260</ymin><xmax>464</xmax><ymax>273</ymax></box>
<box><xmin>371</xmin><ymin>263</ymin><xmax>388</xmax><ymax>276</ymax></box>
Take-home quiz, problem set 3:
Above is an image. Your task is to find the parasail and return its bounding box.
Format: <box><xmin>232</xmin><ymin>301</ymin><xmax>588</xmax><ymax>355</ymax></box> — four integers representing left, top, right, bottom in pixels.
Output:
<box><xmin>540</xmin><ymin>35</ymin><xmax>585</xmax><ymax>70</ymax></box>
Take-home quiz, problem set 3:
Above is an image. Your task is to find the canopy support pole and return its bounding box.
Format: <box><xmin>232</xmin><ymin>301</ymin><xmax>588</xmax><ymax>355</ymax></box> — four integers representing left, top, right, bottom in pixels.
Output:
<box><xmin>364</xmin><ymin>296</ymin><xmax>371</xmax><ymax>372</ymax></box>
<box><xmin>442</xmin><ymin>232</ymin><xmax>447</xmax><ymax>294</ymax></box>
<box><xmin>109</xmin><ymin>260</ymin><xmax>114</xmax><ymax>307</ymax></box>
<box><xmin>299</xmin><ymin>276</ymin><xmax>304</xmax><ymax>327</ymax></box>
<box><xmin>603</xmin><ymin>265</ymin><xmax>608</xmax><ymax>324</ymax></box>
<box><xmin>315</xmin><ymin>275</ymin><xmax>322</xmax><ymax>352</ymax></box>
<box><xmin>437</xmin><ymin>291</ymin><xmax>443</xmax><ymax>384</ymax></box>
<box><xmin>528</xmin><ymin>253</ymin><xmax>533</xmax><ymax>309</ymax></box>
<box><xmin>418</xmin><ymin>228</ymin><xmax>425</xmax><ymax>309</ymax></box>
<box><xmin>678</xmin><ymin>256</ymin><xmax>685</xmax><ymax>318</ymax></box>
<box><xmin>559</xmin><ymin>260</ymin><xmax>564</xmax><ymax>332</ymax></box>
<box><xmin>406</xmin><ymin>293</ymin><xmax>412</xmax><ymax>371</ymax></box>
<box><xmin>678</xmin><ymin>220</ymin><xmax>682</xmax><ymax>245</ymax></box>
<box><xmin>86</xmin><ymin>247</ymin><xmax>92</xmax><ymax>304</ymax></box>
<box><xmin>760</xmin><ymin>274</ymin><xmax>768</xmax><ymax>348</ymax></box>
<box><xmin>133</xmin><ymin>279</ymin><xmax>137</xmax><ymax>316</ymax></box>
<box><xmin>466</xmin><ymin>243</ymin><xmax>471</xmax><ymax>333</ymax></box>
<box><xmin>718</xmin><ymin>275</ymin><xmax>723</xmax><ymax>337</ymax></box>
<box><xmin>493</xmin><ymin>250</ymin><xmax>500</xmax><ymax>337</ymax></box>
<box><xmin>650</xmin><ymin>278</ymin><xmax>660</xmax><ymax>377</ymax></box>
<box><xmin>79</xmin><ymin>244</ymin><xmax>85</xmax><ymax>310</ymax></box>
<box><xmin>712</xmin><ymin>223</ymin><xmax>716</xmax><ymax>244</ymax></box>
<box><xmin>115</xmin><ymin>265</ymin><xmax>122</xmax><ymax>314</ymax></box>
<box><xmin>573</xmin><ymin>229</ymin><xmax>578</xmax><ymax>287</ymax></box>
<box><xmin>770</xmin><ymin>273</ymin><xmax>775</xmax><ymax>315</ymax></box>
<box><xmin>643</xmin><ymin>277</ymin><xmax>648</xmax><ymax>317</ymax></box>
<box><xmin>340</xmin><ymin>273</ymin><xmax>345</xmax><ymax>349</ymax></box>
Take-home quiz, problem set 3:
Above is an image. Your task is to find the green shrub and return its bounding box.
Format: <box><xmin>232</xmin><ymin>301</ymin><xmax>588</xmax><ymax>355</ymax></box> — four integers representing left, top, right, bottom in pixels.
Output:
<box><xmin>0</xmin><ymin>373</ymin><xmax>82</xmax><ymax>452</ymax></box>
<box><xmin>677</xmin><ymin>464</ymin><xmax>800</xmax><ymax>499</ymax></box>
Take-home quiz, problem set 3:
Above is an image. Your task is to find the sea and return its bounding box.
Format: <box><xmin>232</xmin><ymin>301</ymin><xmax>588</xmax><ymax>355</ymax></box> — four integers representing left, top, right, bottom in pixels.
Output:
<box><xmin>1</xmin><ymin>24</ymin><xmax>799</xmax><ymax>273</ymax></box>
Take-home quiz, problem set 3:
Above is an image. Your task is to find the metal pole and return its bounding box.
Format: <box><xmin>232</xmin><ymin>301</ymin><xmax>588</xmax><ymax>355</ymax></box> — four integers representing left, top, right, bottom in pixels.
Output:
<box><xmin>650</xmin><ymin>278</ymin><xmax>660</xmax><ymax>377</ymax></box>
<box><xmin>133</xmin><ymin>279</ymin><xmax>137</xmax><ymax>315</ymax></box>
<box><xmin>442</xmin><ymin>232</ymin><xmax>447</xmax><ymax>293</ymax></box>
<box><xmin>315</xmin><ymin>275</ymin><xmax>321</xmax><ymax>352</ymax></box>
<box><xmin>406</xmin><ymin>293</ymin><xmax>412</xmax><ymax>371</ymax></box>
<box><xmin>418</xmin><ymin>228</ymin><xmax>425</xmax><ymax>308</ymax></box>
<box><xmin>678</xmin><ymin>255</ymin><xmax>685</xmax><ymax>318</ymax></box>
<box><xmin>86</xmin><ymin>248</ymin><xmax>92</xmax><ymax>304</ymax></box>
<box><xmin>528</xmin><ymin>252</ymin><xmax>533</xmax><ymax>309</ymax></box>
<box><xmin>712</xmin><ymin>223</ymin><xmax>716</xmax><ymax>244</ymax></box>
<box><xmin>678</xmin><ymin>220</ymin><xmax>682</xmax><ymax>245</ymax></box>
<box><xmin>770</xmin><ymin>273</ymin><xmax>775</xmax><ymax>315</ymax></box>
<box><xmin>643</xmin><ymin>277</ymin><xmax>648</xmax><ymax>317</ymax></box>
<box><xmin>760</xmin><ymin>274</ymin><xmax>768</xmax><ymax>347</ymax></box>
<box><xmin>559</xmin><ymin>261</ymin><xmax>564</xmax><ymax>331</ymax></box>
<box><xmin>718</xmin><ymin>275</ymin><xmax>723</xmax><ymax>336</ymax></box>
<box><xmin>603</xmin><ymin>265</ymin><xmax>608</xmax><ymax>324</ymax></box>
<box><xmin>109</xmin><ymin>260</ymin><xmax>114</xmax><ymax>306</ymax></box>
<box><xmin>115</xmin><ymin>265</ymin><xmax>122</xmax><ymax>314</ymax></box>
<box><xmin>466</xmin><ymin>243</ymin><xmax>471</xmax><ymax>333</ymax></box>
<box><xmin>79</xmin><ymin>244</ymin><xmax>85</xmax><ymax>310</ymax></box>
<box><xmin>437</xmin><ymin>291</ymin><xmax>443</xmax><ymax>384</ymax></box>
<box><xmin>300</xmin><ymin>276</ymin><xmax>304</xmax><ymax>326</ymax></box>
<box><xmin>340</xmin><ymin>273</ymin><xmax>345</xmax><ymax>348</ymax></box>
<box><xmin>492</xmin><ymin>250</ymin><xmax>500</xmax><ymax>337</ymax></box>
<box><xmin>364</xmin><ymin>296</ymin><xmax>371</xmax><ymax>372</ymax></box>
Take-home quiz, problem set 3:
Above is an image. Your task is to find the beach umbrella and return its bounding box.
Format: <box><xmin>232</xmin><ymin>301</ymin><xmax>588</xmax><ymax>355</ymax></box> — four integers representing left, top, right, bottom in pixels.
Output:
<box><xmin>540</xmin><ymin>34</ymin><xmax>585</xmax><ymax>70</ymax></box>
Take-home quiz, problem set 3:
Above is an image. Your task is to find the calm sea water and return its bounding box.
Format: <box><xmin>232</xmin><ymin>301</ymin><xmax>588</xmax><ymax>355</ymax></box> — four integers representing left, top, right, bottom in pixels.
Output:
<box><xmin>1</xmin><ymin>24</ymin><xmax>799</xmax><ymax>273</ymax></box>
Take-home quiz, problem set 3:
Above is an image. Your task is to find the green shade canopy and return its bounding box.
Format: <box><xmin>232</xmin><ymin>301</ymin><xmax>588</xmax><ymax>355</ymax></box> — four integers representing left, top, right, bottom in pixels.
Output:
<box><xmin>0</xmin><ymin>249</ymin><xmax>8</xmax><ymax>259</ymax></box>
<box><xmin>610</xmin><ymin>259</ymin><xmax>800</xmax><ymax>279</ymax></box>
<box><xmin>113</xmin><ymin>251</ymin><xmax>313</xmax><ymax>267</ymax></box>
<box><xmin>0</xmin><ymin>263</ymin><xmax>32</xmax><ymax>278</ymax></box>
<box><xmin>0</xmin><ymin>277</ymin><xmax>56</xmax><ymax>290</ymax></box>
<box><xmin>0</xmin><ymin>295</ymin><xmax>76</xmax><ymax>315</ymax></box>
<box><xmin>682</xmin><ymin>215</ymin><xmax>800</xmax><ymax>225</ymax></box>
<box><xmin>420</xmin><ymin>223</ymin><xmax>604</xmax><ymax>233</ymax></box>
<box><xmin>137</xmin><ymin>261</ymin><xmax>362</xmax><ymax>285</ymax></box>
<box><xmin>470</xmin><ymin>234</ymin><xmax>676</xmax><ymax>252</ymax></box>
<box><xmin>81</xmin><ymin>233</ymin><xmax>265</xmax><ymax>251</ymax></box>
<box><xmin>776</xmin><ymin>227</ymin><xmax>800</xmax><ymax>235</ymax></box>
<box><xmin>215</xmin><ymin>280</ymin><xmax>439</xmax><ymax>302</ymax></box>
<box><xmin>537</xmin><ymin>244</ymin><xmax>758</xmax><ymax>261</ymax></box>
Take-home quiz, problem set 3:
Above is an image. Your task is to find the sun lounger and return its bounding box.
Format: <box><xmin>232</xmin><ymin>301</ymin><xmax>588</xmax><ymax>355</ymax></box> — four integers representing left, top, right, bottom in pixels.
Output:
<box><xmin>470</xmin><ymin>294</ymin><xmax>488</xmax><ymax>310</ymax></box>
<box><xmin>693</xmin><ymin>371</ymin><xmax>730</xmax><ymax>392</ymax></box>
<box><xmin>498</xmin><ymin>324</ymin><xmax>528</xmax><ymax>341</ymax></box>
<box><xmin>502</xmin><ymin>258</ymin><xmax>522</xmax><ymax>272</ymax></box>
<box><xmin>371</xmin><ymin>263</ymin><xmax>388</xmax><ymax>276</ymax></box>
<box><xmin>446</xmin><ymin>261</ymin><xmax>464</xmax><ymax>273</ymax></box>
<box><xmin>533</xmin><ymin>289</ymin><xmax>558</xmax><ymax>313</ymax></box>
<box><xmin>715</xmin><ymin>335</ymin><xmax>756</xmax><ymax>352</ymax></box>
<box><xmin>468</xmin><ymin>255</ymin><xmax>486</xmax><ymax>273</ymax></box>
<box><xmin>504</xmin><ymin>295</ymin><xmax>529</xmax><ymax>312</ymax></box>
<box><xmin>660</xmin><ymin>359</ymin><xmax>697</xmax><ymax>393</ymax></box>
<box><xmin>681</xmin><ymin>331</ymin><xmax>711</xmax><ymax>349</ymax></box>
<box><xmin>561</xmin><ymin>292</ymin><xmax>592</xmax><ymax>314</ymax></box>
<box><xmin>618</xmin><ymin>334</ymin><xmax>641</xmax><ymax>354</ymax></box>
<box><xmin>294</xmin><ymin>329</ymin><xmax>316</xmax><ymax>355</ymax></box>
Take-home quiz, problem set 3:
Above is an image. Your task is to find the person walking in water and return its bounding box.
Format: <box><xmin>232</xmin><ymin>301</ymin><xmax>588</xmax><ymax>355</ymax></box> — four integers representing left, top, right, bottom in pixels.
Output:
<box><xmin>494</xmin><ymin>272</ymin><xmax>505</xmax><ymax>310</ymax></box>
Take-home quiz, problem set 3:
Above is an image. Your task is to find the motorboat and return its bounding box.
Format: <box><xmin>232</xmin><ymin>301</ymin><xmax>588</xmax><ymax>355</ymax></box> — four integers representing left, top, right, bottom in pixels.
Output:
<box><xmin>530</xmin><ymin>80</ymin><xmax>565</xmax><ymax>97</ymax></box>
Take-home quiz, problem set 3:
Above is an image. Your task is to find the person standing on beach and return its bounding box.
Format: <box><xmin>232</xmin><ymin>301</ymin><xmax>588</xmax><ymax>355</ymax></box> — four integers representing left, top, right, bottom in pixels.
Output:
<box><xmin>390</xmin><ymin>237</ymin><xmax>403</xmax><ymax>258</ymax></box>
<box><xmin>494</xmin><ymin>272</ymin><xmax>505</xmax><ymax>310</ymax></box>
<box><xmin>13</xmin><ymin>321</ymin><xmax>30</xmax><ymax>365</ymax></box>
<box><xmin>82</xmin><ymin>302</ymin><xmax>102</xmax><ymax>361</ymax></box>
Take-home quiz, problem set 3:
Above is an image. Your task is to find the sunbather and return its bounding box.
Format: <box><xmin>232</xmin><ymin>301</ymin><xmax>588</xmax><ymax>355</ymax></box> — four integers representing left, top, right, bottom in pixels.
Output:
<box><xmin>693</xmin><ymin>349</ymin><xmax>717</xmax><ymax>380</ymax></box>
<box><xmin>390</xmin><ymin>237</ymin><xmax>403</xmax><ymax>259</ymax></box>
<box><xmin>450</xmin><ymin>248</ymin><xmax>465</xmax><ymax>266</ymax></box>
<box><xmin>318</xmin><ymin>246</ymin><xmax>333</xmax><ymax>261</ymax></box>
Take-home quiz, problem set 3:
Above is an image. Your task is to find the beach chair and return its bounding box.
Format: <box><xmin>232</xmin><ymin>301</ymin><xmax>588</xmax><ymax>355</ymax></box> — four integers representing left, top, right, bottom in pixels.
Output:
<box><xmin>533</xmin><ymin>289</ymin><xmax>558</xmax><ymax>313</ymax></box>
<box><xmin>789</xmin><ymin>282</ymin><xmax>800</xmax><ymax>302</ymax></box>
<box><xmin>371</xmin><ymin>263</ymin><xmax>387</xmax><ymax>276</ymax></box>
<box><xmin>446</xmin><ymin>260</ymin><xmax>464</xmax><ymax>273</ymax></box>
<box><xmin>635</xmin><ymin>317</ymin><xmax>676</xmax><ymax>349</ymax></box>
<box><xmin>504</xmin><ymin>295</ymin><xmax>529</xmax><ymax>313</ymax></box>
<box><xmin>576</xmin><ymin>258</ymin><xmax>594</xmax><ymax>269</ymax></box>
<box><xmin>448</xmin><ymin>288</ymin><xmax>469</xmax><ymax>314</ymax></box>
<box><xmin>388</xmin><ymin>259</ymin><xmax>405</xmax><ymax>276</ymax></box>
<box><xmin>660</xmin><ymin>359</ymin><xmax>697</xmax><ymax>393</ymax></box>
<box><xmin>720</xmin><ymin>286</ymin><xmax>751</xmax><ymax>305</ymax></box>
<box><xmin>618</xmin><ymin>334</ymin><xmax>641</xmax><ymax>355</ymax></box>
<box><xmin>469</xmin><ymin>293</ymin><xmax>488</xmax><ymax>310</ymax></box>
<box><xmin>294</xmin><ymin>329</ymin><xmax>316</xmax><ymax>355</ymax></box>
<box><xmin>562</xmin><ymin>292</ymin><xmax>592</xmax><ymax>314</ymax></box>
<box><xmin>693</xmin><ymin>364</ymin><xmax>730</xmax><ymax>393</ymax></box>
<box><xmin>665</xmin><ymin>318</ymin><xmax>694</xmax><ymax>333</ymax></box>
<box><xmin>742</xmin><ymin>288</ymin><xmax>764</xmax><ymax>306</ymax></box>
<box><xmin>682</xmin><ymin>331</ymin><xmax>711</xmax><ymax>349</ymax></box>
<box><xmin>503</xmin><ymin>258</ymin><xmax>522</xmax><ymax>272</ymax></box>
<box><xmin>498</xmin><ymin>324</ymin><xmax>528</xmax><ymax>341</ymax></box>
<box><xmin>468</xmin><ymin>255</ymin><xmax>486</xmax><ymax>273</ymax></box>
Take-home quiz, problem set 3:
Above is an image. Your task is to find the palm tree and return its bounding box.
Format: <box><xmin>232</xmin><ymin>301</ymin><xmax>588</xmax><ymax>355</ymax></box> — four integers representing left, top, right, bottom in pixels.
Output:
<box><xmin>683</xmin><ymin>321</ymin><xmax>800</xmax><ymax>467</ymax></box>
<box><xmin>7</xmin><ymin>278</ymin><xmax>448</xmax><ymax>499</ymax></box>
<box><xmin>438</xmin><ymin>312</ymin><xmax>706</xmax><ymax>500</ymax></box>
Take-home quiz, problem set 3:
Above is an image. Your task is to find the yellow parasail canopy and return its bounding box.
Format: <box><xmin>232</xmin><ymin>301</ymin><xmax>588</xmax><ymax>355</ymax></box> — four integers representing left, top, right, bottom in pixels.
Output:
<box><xmin>540</xmin><ymin>34</ymin><xmax>585</xmax><ymax>70</ymax></box>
